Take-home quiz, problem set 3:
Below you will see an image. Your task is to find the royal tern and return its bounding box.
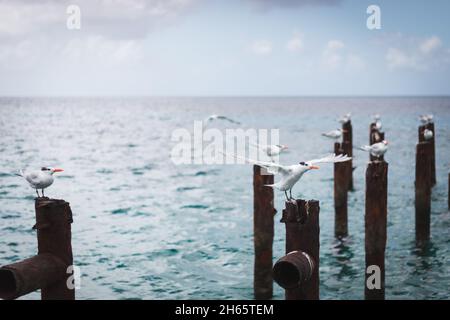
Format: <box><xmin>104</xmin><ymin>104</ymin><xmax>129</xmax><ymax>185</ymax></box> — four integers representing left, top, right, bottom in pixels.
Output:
<box><xmin>228</xmin><ymin>153</ymin><xmax>351</xmax><ymax>200</ymax></box>
<box><xmin>322</xmin><ymin>129</ymin><xmax>345</xmax><ymax>142</ymax></box>
<box><xmin>338</xmin><ymin>113</ymin><xmax>351</xmax><ymax>124</ymax></box>
<box><xmin>250</xmin><ymin>142</ymin><xmax>288</xmax><ymax>161</ymax></box>
<box><xmin>419</xmin><ymin>114</ymin><xmax>434</xmax><ymax>125</ymax></box>
<box><xmin>359</xmin><ymin>141</ymin><xmax>388</xmax><ymax>158</ymax></box>
<box><xmin>373</xmin><ymin>114</ymin><xmax>381</xmax><ymax>121</ymax></box>
<box><xmin>424</xmin><ymin>129</ymin><xmax>433</xmax><ymax>140</ymax></box>
<box><xmin>16</xmin><ymin>167</ymin><xmax>64</xmax><ymax>197</ymax></box>
<box><xmin>204</xmin><ymin>114</ymin><xmax>241</xmax><ymax>126</ymax></box>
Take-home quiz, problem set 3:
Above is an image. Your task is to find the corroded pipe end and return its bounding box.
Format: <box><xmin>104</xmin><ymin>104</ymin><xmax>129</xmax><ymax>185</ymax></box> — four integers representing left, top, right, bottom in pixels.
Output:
<box><xmin>273</xmin><ymin>251</ymin><xmax>315</xmax><ymax>289</ymax></box>
<box><xmin>0</xmin><ymin>253</ymin><xmax>66</xmax><ymax>300</ymax></box>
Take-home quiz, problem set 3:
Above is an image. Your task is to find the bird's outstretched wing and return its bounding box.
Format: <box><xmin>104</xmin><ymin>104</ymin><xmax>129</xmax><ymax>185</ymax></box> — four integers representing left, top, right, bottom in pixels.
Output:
<box><xmin>222</xmin><ymin>152</ymin><xmax>291</xmax><ymax>175</ymax></box>
<box><xmin>307</xmin><ymin>153</ymin><xmax>351</xmax><ymax>165</ymax></box>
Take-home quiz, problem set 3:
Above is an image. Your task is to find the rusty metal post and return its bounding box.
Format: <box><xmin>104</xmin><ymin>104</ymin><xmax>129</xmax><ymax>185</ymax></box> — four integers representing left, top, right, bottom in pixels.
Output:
<box><xmin>35</xmin><ymin>198</ymin><xmax>75</xmax><ymax>300</ymax></box>
<box><xmin>415</xmin><ymin>142</ymin><xmax>432</xmax><ymax>247</ymax></box>
<box><xmin>0</xmin><ymin>198</ymin><xmax>75</xmax><ymax>300</ymax></box>
<box><xmin>279</xmin><ymin>199</ymin><xmax>319</xmax><ymax>300</ymax></box>
<box><xmin>334</xmin><ymin>142</ymin><xmax>348</xmax><ymax>238</ymax></box>
<box><xmin>253</xmin><ymin>165</ymin><xmax>275</xmax><ymax>300</ymax></box>
<box><xmin>342</xmin><ymin>120</ymin><xmax>353</xmax><ymax>190</ymax></box>
<box><xmin>365</xmin><ymin>161</ymin><xmax>388</xmax><ymax>300</ymax></box>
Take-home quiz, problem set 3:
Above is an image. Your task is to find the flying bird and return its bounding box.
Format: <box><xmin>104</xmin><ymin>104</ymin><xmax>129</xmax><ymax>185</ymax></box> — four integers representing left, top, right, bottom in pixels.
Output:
<box><xmin>204</xmin><ymin>114</ymin><xmax>241</xmax><ymax>126</ymax></box>
<box><xmin>250</xmin><ymin>142</ymin><xmax>288</xmax><ymax>161</ymax></box>
<box><xmin>419</xmin><ymin>114</ymin><xmax>434</xmax><ymax>125</ymax></box>
<box><xmin>16</xmin><ymin>167</ymin><xmax>64</xmax><ymax>198</ymax></box>
<box><xmin>226</xmin><ymin>153</ymin><xmax>351</xmax><ymax>200</ymax></box>
<box><xmin>322</xmin><ymin>129</ymin><xmax>346</xmax><ymax>142</ymax></box>
<box><xmin>424</xmin><ymin>129</ymin><xmax>433</xmax><ymax>140</ymax></box>
<box><xmin>338</xmin><ymin>113</ymin><xmax>351</xmax><ymax>124</ymax></box>
<box><xmin>359</xmin><ymin>141</ymin><xmax>388</xmax><ymax>158</ymax></box>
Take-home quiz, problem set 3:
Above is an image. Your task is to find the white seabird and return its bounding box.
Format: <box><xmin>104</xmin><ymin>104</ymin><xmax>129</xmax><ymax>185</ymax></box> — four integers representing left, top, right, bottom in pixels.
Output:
<box><xmin>16</xmin><ymin>167</ymin><xmax>64</xmax><ymax>197</ymax></box>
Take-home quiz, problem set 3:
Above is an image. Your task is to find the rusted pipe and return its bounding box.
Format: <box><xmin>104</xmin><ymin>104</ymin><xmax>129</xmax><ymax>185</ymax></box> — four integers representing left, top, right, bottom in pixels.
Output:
<box><xmin>253</xmin><ymin>165</ymin><xmax>275</xmax><ymax>300</ymax></box>
<box><xmin>365</xmin><ymin>160</ymin><xmax>388</xmax><ymax>300</ymax></box>
<box><xmin>279</xmin><ymin>199</ymin><xmax>320</xmax><ymax>300</ymax></box>
<box><xmin>415</xmin><ymin>142</ymin><xmax>432</xmax><ymax>247</ymax></box>
<box><xmin>273</xmin><ymin>251</ymin><xmax>315</xmax><ymax>290</ymax></box>
<box><xmin>0</xmin><ymin>253</ymin><xmax>66</xmax><ymax>300</ymax></box>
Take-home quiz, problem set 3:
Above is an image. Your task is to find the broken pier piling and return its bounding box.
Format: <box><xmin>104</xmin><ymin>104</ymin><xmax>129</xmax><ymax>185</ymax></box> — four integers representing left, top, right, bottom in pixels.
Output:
<box><xmin>274</xmin><ymin>199</ymin><xmax>320</xmax><ymax>300</ymax></box>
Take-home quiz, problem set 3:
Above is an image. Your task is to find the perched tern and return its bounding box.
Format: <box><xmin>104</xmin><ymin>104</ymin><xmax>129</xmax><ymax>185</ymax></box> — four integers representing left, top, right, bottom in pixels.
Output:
<box><xmin>338</xmin><ymin>113</ymin><xmax>351</xmax><ymax>124</ymax></box>
<box><xmin>373</xmin><ymin>114</ymin><xmax>381</xmax><ymax>121</ymax></box>
<box><xmin>227</xmin><ymin>153</ymin><xmax>351</xmax><ymax>200</ymax></box>
<box><xmin>204</xmin><ymin>114</ymin><xmax>241</xmax><ymax>126</ymax></box>
<box><xmin>250</xmin><ymin>142</ymin><xmax>288</xmax><ymax>161</ymax></box>
<box><xmin>16</xmin><ymin>167</ymin><xmax>64</xmax><ymax>197</ymax></box>
<box><xmin>359</xmin><ymin>141</ymin><xmax>388</xmax><ymax>158</ymax></box>
<box><xmin>419</xmin><ymin>114</ymin><xmax>434</xmax><ymax>125</ymax></box>
<box><xmin>322</xmin><ymin>129</ymin><xmax>346</xmax><ymax>142</ymax></box>
<box><xmin>424</xmin><ymin>129</ymin><xmax>433</xmax><ymax>140</ymax></box>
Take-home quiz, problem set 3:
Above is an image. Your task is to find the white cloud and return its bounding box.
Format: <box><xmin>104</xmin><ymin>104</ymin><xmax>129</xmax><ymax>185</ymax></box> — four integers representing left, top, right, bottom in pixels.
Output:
<box><xmin>286</xmin><ymin>33</ymin><xmax>303</xmax><ymax>52</ymax></box>
<box><xmin>322</xmin><ymin>40</ymin><xmax>345</xmax><ymax>69</ymax></box>
<box><xmin>0</xmin><ymin>0</ymin><xmax>199</xmax><ymax>39</ymax></box>
<box><xmin>62</xmin><ymin>36</ymin><xmax>144</xmax><ymax>66</ymax></box>
<box><xmin>419</xmin><ymin>35</ymin><xmax>442</xmax><ymax>54</ymax></box>
<box><xmin>385</xmin><ymin>35</ymin><xmax>448</xmax><ymax>71</ymax></box>
<box><xmin>250</xmin><ymin>40</ymin><xmax>273</xmax><ymax>55</ymax></box>
<box><xmin>346</xmin><ymin>54</ymin><xmax>365</xmax><ymax>71</ymax></box>
<box><xmin>386</xmin><ymin>48</ymin><xmax>418</xmax><ymax>70</ymax></box>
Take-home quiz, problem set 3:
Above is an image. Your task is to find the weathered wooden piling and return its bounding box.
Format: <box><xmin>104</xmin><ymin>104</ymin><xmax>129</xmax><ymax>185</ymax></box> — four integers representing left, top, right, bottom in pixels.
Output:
<box><xmin>419</xmin><ymin>124</ymin><xmax>436</xmax><ymax>186</ymax></box>
<box><xmin>342</xmin><ymin>120</ymin><xmax>353</xmax><ymax>190</ymax></box>
<box><xmin>253</xmin><ymin>165</ymin><xmax>275</xmax><ymax>300</ymax></box>
<box><xmin>448</xmin><ymin>172</ymin><xmax>450</xmax><ymax>210</ymax></box>
<box><xmin>0</xmin><ymin>198</ymin><xmax>75</xmax><ymax>300</ymax></box>
<box><xmin>365</xmin><ymin>161</ymin><xmax>388</xmax><ymax>300</ymax></box>
<box><xmin>334</xmin><ymin>142</ymin><xmax>348</xmax><ymax>238</ymax></box>
<box><xmin>277</xmin><ymin>199</ymin><xmax>320</xmax><ymax>300</ymax></box>
<box><xmin>415</xmin><ymin>142</ymin><xmax>432</xmax><ymax>246</ymax></box>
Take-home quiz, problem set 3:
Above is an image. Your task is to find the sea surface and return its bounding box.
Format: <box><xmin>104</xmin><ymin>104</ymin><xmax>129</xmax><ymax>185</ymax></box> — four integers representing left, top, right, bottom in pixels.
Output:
<box><xmin>0</xmin><ymin>97</ymin><xmax>449</xmax><ymax>300</ymax></box>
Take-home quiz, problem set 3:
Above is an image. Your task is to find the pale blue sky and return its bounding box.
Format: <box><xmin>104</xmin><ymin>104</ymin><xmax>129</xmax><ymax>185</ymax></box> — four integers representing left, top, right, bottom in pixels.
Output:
<box><xmin>0</xmin><ymin>0</ymin><xmax>449</xmax><ymax>96</ymax></box>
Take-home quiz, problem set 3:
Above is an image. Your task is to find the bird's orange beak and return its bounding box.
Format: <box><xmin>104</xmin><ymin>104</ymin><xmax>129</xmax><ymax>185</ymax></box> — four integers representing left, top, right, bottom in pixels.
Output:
<box><xmin>309</xmin><ymin>165</ymin><xmax>320</xmax><ymax>170</ymax></box>
<box><xmin>52</xmin><ymin>168</ymin><xmax>64</xmax><ymax>173</ymax></box>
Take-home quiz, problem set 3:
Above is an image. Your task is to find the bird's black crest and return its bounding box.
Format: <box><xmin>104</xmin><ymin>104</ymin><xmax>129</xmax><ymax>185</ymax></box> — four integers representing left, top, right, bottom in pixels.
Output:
<box><xmin>41</xmin><ymin>167</ymin><xmax>50</xmax><ymax>171</ymax></box>
<box><xmin>299</xmin><ymin>162</ymin><xmax>306</xmax><ymax>165</ymax></box>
